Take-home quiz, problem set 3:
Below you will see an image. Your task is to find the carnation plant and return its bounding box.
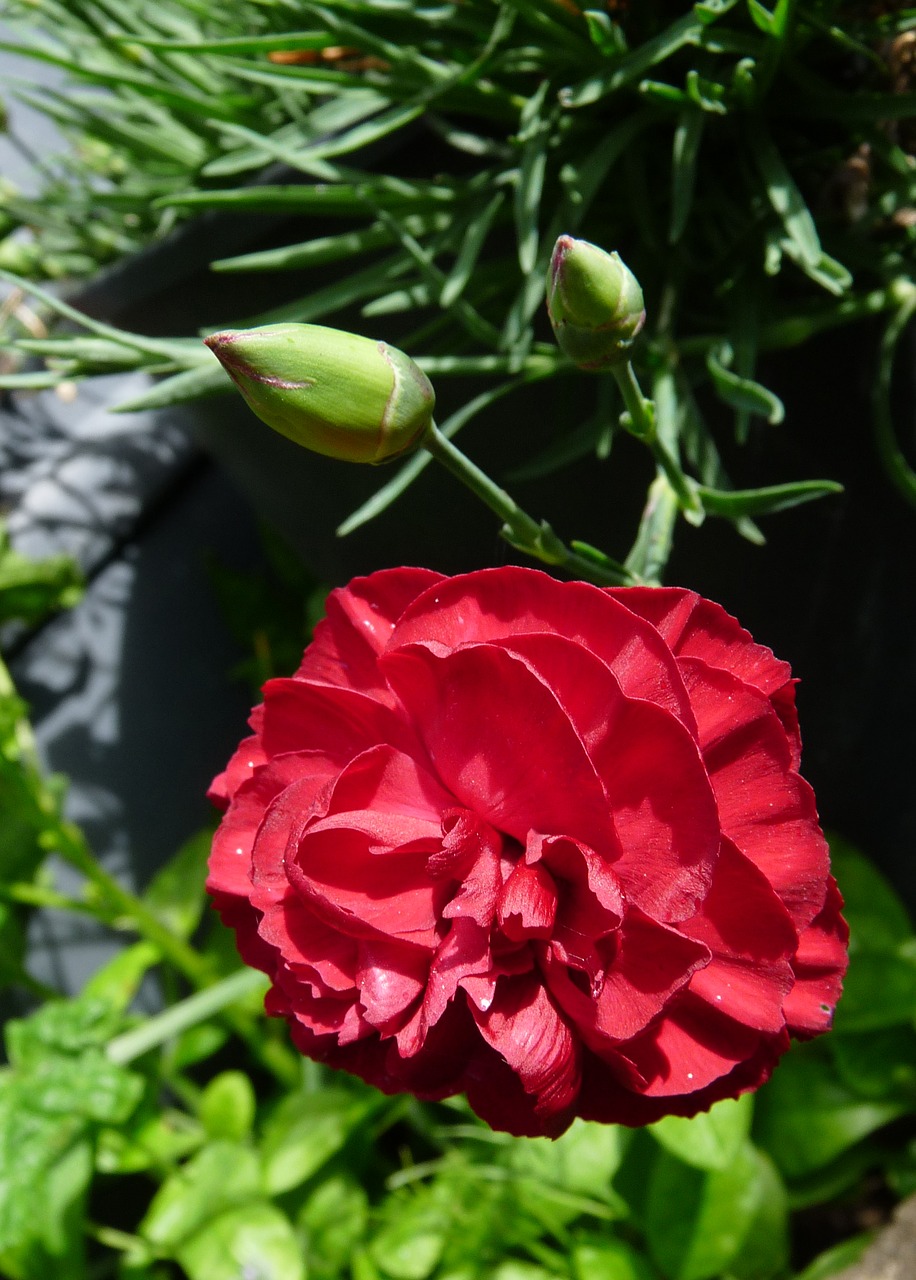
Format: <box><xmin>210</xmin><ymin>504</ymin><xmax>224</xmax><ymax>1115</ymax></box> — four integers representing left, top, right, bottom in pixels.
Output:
<box><xmin>1</xmin><ymin>4</ymin><xmax>916</xmax><ymax>1280</ymax></box>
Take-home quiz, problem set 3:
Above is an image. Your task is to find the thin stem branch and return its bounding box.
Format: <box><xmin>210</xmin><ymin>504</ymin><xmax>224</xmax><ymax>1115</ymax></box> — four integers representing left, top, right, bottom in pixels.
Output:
<box><xmin>107</xmin><ymin>967</ymin><xmax>269</xmax><ymax>1065</ymax></box>
<box><xmin>422</xmin><ymin>422</ymin><xmax>635</xmax><ymax>585</ymax></box>
<box><xmin>612</xmin><ymin>361</ymin><xmax>703</xmax><ymax>521</ymax></box>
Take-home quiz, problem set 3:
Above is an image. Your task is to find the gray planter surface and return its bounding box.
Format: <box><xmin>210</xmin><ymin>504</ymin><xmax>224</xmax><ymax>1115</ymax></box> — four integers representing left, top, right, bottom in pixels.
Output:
<box><xmin>3</xmin><ymin>372</ymin><xmax>263</xmax><ymax>997</ymax></box>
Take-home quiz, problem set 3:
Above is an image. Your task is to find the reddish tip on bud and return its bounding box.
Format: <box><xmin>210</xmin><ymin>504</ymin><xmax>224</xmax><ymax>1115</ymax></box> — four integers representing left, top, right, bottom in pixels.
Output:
<box><xmin>546</xmin><ymin>236</ymin><xmax>645</xmax><ymax>369</ymax></box>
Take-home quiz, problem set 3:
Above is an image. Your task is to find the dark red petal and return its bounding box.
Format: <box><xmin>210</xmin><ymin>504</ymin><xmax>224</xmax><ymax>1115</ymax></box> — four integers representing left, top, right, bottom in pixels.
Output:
<box><xmin>783</xmin><ymin>877</ymin><xmax>849</xmax><ymax>1037</ymax></box>
<box><xmin>529</xmin><ymin>834</ymin><xmax>622</xmax><ymax>980</ymax></box>
<box><xmin>389</xmin><ymin>566</ymin><xmax>695</xmax><ymax>729</ymax></box>
<box><xmin>399</xmin><ymin>917</ymin><xmax>492</xmax><ymax>1055</ymax></box>
<box><xmin>682</xmin><ymin>839</ymin><xmax>798</xmax><ymax>1033</ymax></box>
<box><xmin>356</xmin><ymin>937</ymin><xmax>428</xmax><ymax>1034</ymax></box>
<box><xmin>498</xmin><ymin>861</ymin><xmax>558</xmax><ymax>941</ymax></box>
<box><xmin>207</xmin><ymin>727</ymin><xmax>267</xmax><ymax>809</ymax></box>
<box><xmin>679</xmin><ymin>656</ymin><xmax>829</xmax><ymax>929</ymax></box>
<box><xmin>319</xmin><ymin>742</ymin><xmax>454</xmax><ymax>823</ymax></box>
<box><xmin>491</xmin><ymin>633</ymin><xmax>720</xmax><ymax>922</ymax></box>
<box><xmin>208</xmin><ymin>753</ymin><xmax>334</xmax><ymax>902</ymax></box>
<box><xmin>613</xmin><ymin>586</ymin><xmax>801</xmax><ymax>766</ymax></box>
<box><xmin>544</xmin><ymin>909</ymin><xmax>709</xmax><ymax>1045</ymax></box>
<box><xmin>438</xmin><ymin>813</ymin><xmax>505</xmax><ymax>928</ymax></box>
<box><xmin>472</xmin><ymin>973</ymin><xmax>581</xmax><ymax>1124</ymax></box>
<box><xmin>286</xmin><ymin>814</ymin><xmax>442</xmax><ymax>946</ymax></box>
<box><xmin>258</xmin><ymin>895</ymin><xmax>358</xmax><ymax>994</ymax></box>
<box><xmin>619</xmin><ymin>992</ymin><xmax>772</xmax><ymax>1096</ymax></box>
<box><xmin>381</xmin><ymin>643</ymin><xmax>618</xmax><ymax>855</ymax></box>
<box><xmin>296</xmin><ymin>567</ymin><xmax>444</xmax><ymax>700</ymax></box>
<box><xmin>576</xmin><ymin>1028</ymin><xmax>788</xmax><ymax>1126</ymax></box>
<box><xmin>260</xmin><ymin>678</ymin><xmax>421</xmax><ymax>762</ymax></box>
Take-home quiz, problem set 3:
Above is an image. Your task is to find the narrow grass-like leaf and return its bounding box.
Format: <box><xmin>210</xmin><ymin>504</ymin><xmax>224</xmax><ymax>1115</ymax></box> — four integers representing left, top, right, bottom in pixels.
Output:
<box><xmin>157</xmin><ymin>179</ymin><xmax>459</xmax><ymax>215</ymax></box>
<box><xmin>0</xmin><ymin>371</ymin><xmax>67</xmax><ymax>391</ymax></box>
<box><xmin>779</xmin><ymin>242</ymin><xmax>852</xmax><ymax>297</ymax></box>
<box><xmin>0</xmin><ymin>41</ymin><xmax>254</xmax><ymax>123</ymax></box>
<box><xmin>706</xmin><ymin>345</ymin><xmax>784</xmax><ymax>423</ymax></box>
<box><xmin>370</xmin><ymin>207</ymin><xmax>501</xmax><ymax>347</ymax></box>
<box><xmin>748</xmin><ymin>118</ymin><xmax>821</xmax><ymax>268</ymax></box>
<box><xmin>0</xmin><ymin>269</ymin><xmax>203</xmax><ymax>360</ymax></box>
<box><xmin>112</xmin><ymin>363</ymin><xmax>227</xmax><ymax>412</ymax></box>
<box><xmin>513</xmin><ymin>79</ymin><xmax>551</xmax><ymax>275</ymax></box>
<box><xmin>236</xmin><ymin>251</ymin><xmax>413</xmax><ymax>327</ymax></box>
<box><xmin>212</xmin><ymin>217</ymin><xmax>448</xmax><ymax>274</ymax></box>
<box><xmin>560</xmin><ymin>12</ymin><xmax>702</xmax><ymax>108</ymax></box>
<box><xmin>440</xmin><ymin>192</ymin><xmax>505</xmax><ymax>307</ymax></box>
<box><xmin>112</xmin><ymin>31</ymin><xmax>336</xmax><ymax>55</ymax></box>
<box><xmin>698</xmin><ymin>478</ymin><xmax>842</xmax><ymax>518</ymax></box>
<box><xmin>670</xmin><ymin>108</ymin><xmax>704</xmax><ymax>244</ymax></box>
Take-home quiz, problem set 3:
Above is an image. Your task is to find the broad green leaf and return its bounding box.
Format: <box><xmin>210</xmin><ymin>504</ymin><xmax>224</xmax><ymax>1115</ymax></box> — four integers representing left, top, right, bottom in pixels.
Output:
<box><xmin>262</xmin><ymin>1088</ymin><xmax>380</xmax><ymax>1195</ymax></box>
<box><xmin>829</xmin><ymin>836</ymin><xmax>913</xmax><ymax>952</ymax></box>
<box><xmin>727</xmin><ymin>1149</ymin><xmax>789</xmax><ymax>1279</ymax></box>
<box><xmin>754</xmin><ymin>1043</ymin><xmax>909</xmax><ymax>1178</ymax></box>
<box><xmin>795</xmin><ymin>1233</ymin><xmax>873</xmax><ymax>1280</ymax></box>
<box><xmin>141</xmin><ymin>1142</ymin><xmax>261</xmax><ymax>1249</ymax></box>
<box><xmin>96</xmin><ymin>1108</ymin><xmax>204</xmax><ymax>1175</ymax></box>
<box><xmin>6</xmin><ymin>995</ymin><xmax>122</xmax><ymax>1066</ymax></box>
<box><xmin>199</xmin><ymin>1071</ymin><xmax>256</xmax><ymax>1142</ymax></box>
<box><xmin>649</xmin><ymin>1094</ymin><xmax>753</xmax><ymax>1171</ymax></box>
<box><xmin>23</xmin><ymin>1053</ymin><xmax>143</xmax><ymax>1124</ymax></box>
<box><xmin>491</xmin><ymin>1265</ymin><xmax>565</xmax><ymax>1280</ymax></box>
<box><xmin>645</xmin><ymin>1140</ymin><xmax>771</xmax><ymax>1280</ymax></box>
<box><xmin>298</xmin><ymin>1174</ymin><xmax>369</xmax><ymax>1274</ymax></box>
<box><xmin>177</xmin><ymin>1202</ymin><xmax>305</xmax><ymax>1280</ymax></box>
<box><xmin>831</xmin><ymin>1026</ymin><xmax>916</xmax><ymax>1100</ymax></box>
<box><xmin>0</xmin><ymin>525</ymin><xmax>83</xmax><ymax>626</ymax></box>
<box><xmin>833</xmin><ymin>947</ymin><xmax>916</xmax><ymax>1033</ymax></box>
<box><xmin>508</xmin><ymin>1118</ymin><xmax>624</xmax><ymax>1199</ymax></box>
<box><xmin>143</xmin><ymin>828</ymin><xmax>213</xmax><ymax>939</ymax></box>
<box><xmin>572</xmin><ymin>1238</ymin><xmax>657</xmax><ymax>1280</ymax></box>
<box><xmin>369</xmin><ymin>1189</ymin><xmax>446</xmax><ymax>1280</ymax></box>
<box><xmin>75</xmin><ymin>942</ymin><xmax>157</xmax><ymax>1016</ymax></box>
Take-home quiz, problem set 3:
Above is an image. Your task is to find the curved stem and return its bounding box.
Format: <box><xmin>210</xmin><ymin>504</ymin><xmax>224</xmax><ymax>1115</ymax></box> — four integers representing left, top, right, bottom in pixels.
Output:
<box><xmin>612</xmin><ymin>361</ymin><xmax>703</xmax><ymax>520</ymax></box>
<box><xmin>421</xmin><ymin>422</ymin><xmax>636</xmax><ymax>586</ymax></box>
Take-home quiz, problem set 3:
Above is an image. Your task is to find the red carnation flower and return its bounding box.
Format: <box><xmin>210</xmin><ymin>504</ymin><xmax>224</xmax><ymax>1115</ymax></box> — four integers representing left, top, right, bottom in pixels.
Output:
<box><xmin>208</xmin><ymin>567</ymin><xmax>847</xmax><ymax>1137</ymax></box>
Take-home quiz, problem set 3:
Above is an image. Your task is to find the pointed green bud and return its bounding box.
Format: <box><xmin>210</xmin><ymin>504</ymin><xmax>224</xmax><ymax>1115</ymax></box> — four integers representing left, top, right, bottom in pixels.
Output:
<box><xmin>204</xmin><ymin>323</ymin><xmax>435</xmax><ymax>464</ymax></box>
<box><xmin>546</xmin><ymin>236</ymin><xmax>645</xmax><ymax>369</ymax></box>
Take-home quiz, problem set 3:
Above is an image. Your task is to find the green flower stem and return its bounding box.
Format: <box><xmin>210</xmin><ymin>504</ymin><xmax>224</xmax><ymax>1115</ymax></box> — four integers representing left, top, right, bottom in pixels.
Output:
<box><xmin>422</xmin><ymin>422</ymin><xmax>635</xmax><ymax>586</ymax></box>
<box><xmin>52</xmin><ymin>820</ymin><xmax>213</xmax><ymax>983</ymax></box>
<box><xmin>612</xmin><ymin>361</ymin><xmax>703</xmax><ymax>521</ymax></box>
<box><xmin>52</xmin><ymin>819</ymin><xmax>298</xmax><ymax>1087</ymax></box>
<box><xmin>107</xmin><ymin>967</ymin><xmax>268</xmax><ymax>1066</ymax></box>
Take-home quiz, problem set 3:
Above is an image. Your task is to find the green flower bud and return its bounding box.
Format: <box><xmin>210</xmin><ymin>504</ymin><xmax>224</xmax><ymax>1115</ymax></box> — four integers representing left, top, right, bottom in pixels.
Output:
<box><xmin>545</xmin><ymin>236</ymin><xmax>645</xmax><ymax>370</ymax></box>
<box><xmin>204</xmin><ymin>323</ymin><xmax>435</xmax><ymax>464</ymax></box>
